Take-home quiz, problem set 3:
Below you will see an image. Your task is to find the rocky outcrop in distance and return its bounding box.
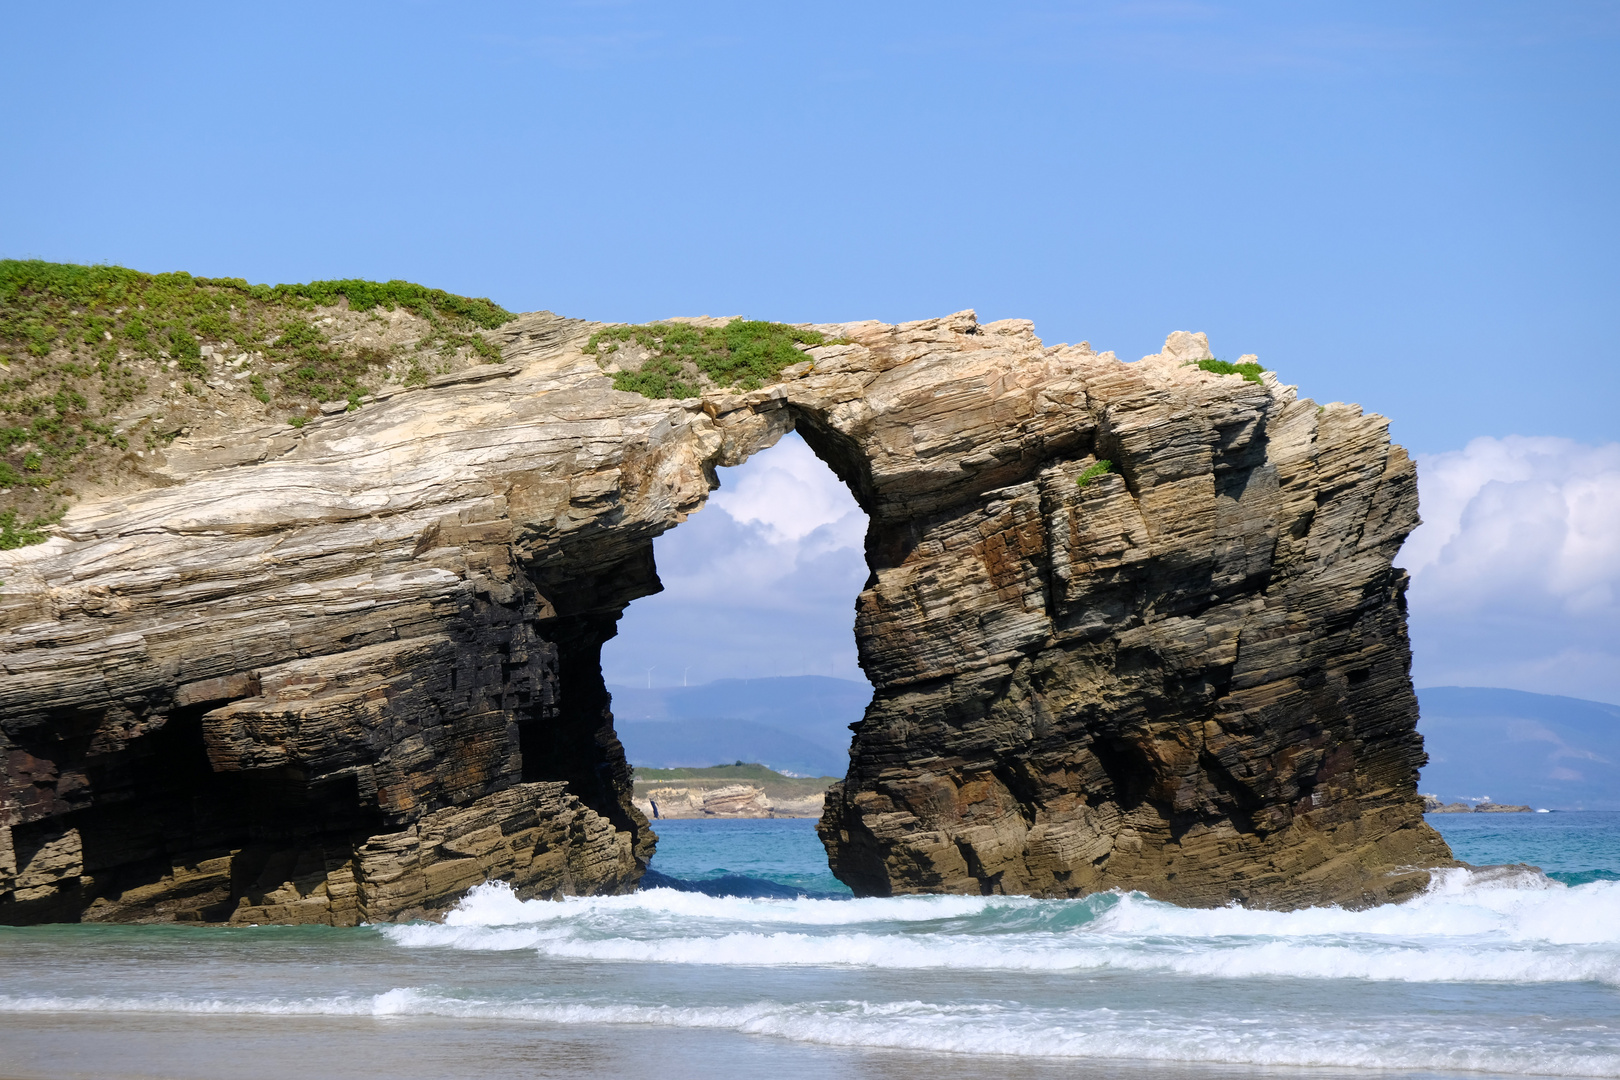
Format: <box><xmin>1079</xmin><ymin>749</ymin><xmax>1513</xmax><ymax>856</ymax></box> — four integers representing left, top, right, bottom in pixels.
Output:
<box><xmin>1</xmin><ymin>307</ymin><xmax>1453</xmax><ymax>923</ymax></box>
<box><xmin>632</xmin><ymin>766</ymin><xmax>833</xmax><ymax>819</ymax></box>
<box><xmin>1423</xmin><ymin>796</ymin><xmax>1532</xmax><ymax>814</ymax></box>
<box><xmin>634</xmin><ymin>783</ymin><xmax>824</xmax><ymax>819</ymax></box>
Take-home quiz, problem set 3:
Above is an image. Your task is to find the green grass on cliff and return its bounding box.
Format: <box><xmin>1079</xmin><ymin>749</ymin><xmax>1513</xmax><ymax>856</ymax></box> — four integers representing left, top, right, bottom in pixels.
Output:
<box><xmin>1075</xmin><ymin>459</ymin><xmax>1113</xmax><ymax>488</ymax></box>
<box><xmin>1196</xmin><ymin>357</ymin><xmax>1266</xmax><ymax>384</ymax></box>
<box><xmin>0</xmin><ymin>506</ymin><xmax>62</xmax><ymax>549</ymax></box>
<box><xmin>583</xmin><ymin>320</ymin><xmax>832</xmax><ymax>399</ymax></box>
<box><xmin>0</xmin><ymin>260</ymin><xmax>516</xmax><ymax>547</ymax></box>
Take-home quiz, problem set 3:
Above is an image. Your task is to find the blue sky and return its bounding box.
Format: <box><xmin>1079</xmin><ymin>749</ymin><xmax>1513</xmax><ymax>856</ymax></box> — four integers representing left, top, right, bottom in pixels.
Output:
<box><xmin>5</xmin><ymin>2</ymin><xmax>1617</xmax><ymax>699</ymax></box>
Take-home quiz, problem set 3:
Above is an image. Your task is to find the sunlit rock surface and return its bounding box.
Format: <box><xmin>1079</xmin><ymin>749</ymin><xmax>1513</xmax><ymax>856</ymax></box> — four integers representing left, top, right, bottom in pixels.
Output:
<box><xmin>0</xmin><ymin>311</ymin><xmax>1451</xmax><ymax>923</ymax></box>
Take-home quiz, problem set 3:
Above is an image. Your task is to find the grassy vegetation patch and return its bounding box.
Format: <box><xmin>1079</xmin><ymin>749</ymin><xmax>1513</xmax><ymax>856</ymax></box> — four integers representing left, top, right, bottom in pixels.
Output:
<box><xmin>0</xmin><ymin>260</ymin><xmax>517</xmax><ymax>548</ymax></box>
<box><xmin>1196</xmin><ymin>358</ymin><xmax>1266</xmax><ymax>384</ymax></box>
<box><xmin>584</xmin><ymin>320</ymin><xmax>832</xmax><ymax>398</ymax></box>
<box><xmin>256</xmin><ymin>278</ymin><xmax>512</xmax><ymax>330</ymax></box>
<box><xmin>0</xmin><ymin>506</ymin><xmax>63</xmax><ymax>550</ymax></box>
<box><xmin>1075</xmin><ymin>459</ymin><xmax>1113</xmax><ymax>488</ymax></box>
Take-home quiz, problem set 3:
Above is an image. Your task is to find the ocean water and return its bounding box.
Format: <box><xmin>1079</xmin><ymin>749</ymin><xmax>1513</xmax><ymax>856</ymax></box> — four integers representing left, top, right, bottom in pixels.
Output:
<box><xmin>0</xmin><ymin>814</ymin><xmax>1616</xmax><ymax>1080</ymax></box>
<box><xmin>1427</xmin><ymin>812</ymin><xmax>1620</xmax><ymax>886</ymax></box>
<box><xmin>641</xmin><ymin>818</ymin><xmax>852</xmax><ymax>895</ymax></box>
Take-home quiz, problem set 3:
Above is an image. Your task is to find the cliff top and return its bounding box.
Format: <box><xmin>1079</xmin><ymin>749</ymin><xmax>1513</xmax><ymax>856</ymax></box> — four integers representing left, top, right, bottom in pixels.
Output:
<box><xmin>1</xmin><ymin>261</ymin><xmax>1308</xmax><ymax>558</ymax></box>
<box><xmin>0</xmin><ymin>260</ymin><xmax>515</xmax><ymax>548</ymax></box>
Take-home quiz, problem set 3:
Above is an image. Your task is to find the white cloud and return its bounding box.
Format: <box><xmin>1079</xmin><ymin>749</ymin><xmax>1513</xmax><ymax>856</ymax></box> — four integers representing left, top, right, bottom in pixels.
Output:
<box><xmin>710</xmin><ymin>432</ymin><xmax>862</xmax><ymax>545</ymax></box>
<box><xmin>602</xmin><ymin>431</ymin><xmax>870</xmax><ymax>687</ymax></box>
<box><xmin>653</xmin><ymin>432</ymin><xmax>865</xmax><ymax>608</ymax></box>
<box><xmin>1401</xmin><ymin>436</ymin><xmax>1620</xmax><ymax>703</ymax></box>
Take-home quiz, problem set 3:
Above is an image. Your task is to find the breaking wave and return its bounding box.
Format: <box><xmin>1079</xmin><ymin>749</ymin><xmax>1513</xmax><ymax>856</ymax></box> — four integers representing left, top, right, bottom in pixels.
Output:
<box><xmin>379</xmin><ymin>869</ymin><xmax>1620</xmax><ymax>986</ymax></box>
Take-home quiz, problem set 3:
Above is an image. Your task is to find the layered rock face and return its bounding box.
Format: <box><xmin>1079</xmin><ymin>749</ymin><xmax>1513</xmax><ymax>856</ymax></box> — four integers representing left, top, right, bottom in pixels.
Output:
<box><xmin>811</xmin><ymin>325</ymin><xmax>1454</xmax><ymax>907</ymax></box>
<box><xmin>0</xmin><ymin>309</ymin><xmax>1451</xmax><ymax>923</ymax></box>
<box><xmin>0</xmin><ymin>315</ymin><xmax>668</xmax><ymax>924</ymax></box>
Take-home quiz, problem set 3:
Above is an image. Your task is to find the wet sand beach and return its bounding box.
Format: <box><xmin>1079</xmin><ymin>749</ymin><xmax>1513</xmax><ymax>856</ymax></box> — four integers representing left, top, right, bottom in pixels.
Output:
<box><xmin>0</xmin><ymin>1012</ymin><xmax>1534</xmax><ymax>1080</ymax></box>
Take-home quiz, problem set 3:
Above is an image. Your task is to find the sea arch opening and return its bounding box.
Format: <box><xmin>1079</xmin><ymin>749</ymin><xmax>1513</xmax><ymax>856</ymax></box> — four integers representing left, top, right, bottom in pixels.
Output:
<box><xmin>600</xmin><ymin>423</ymin><xmax>874</xmax><ymax>892</ymax></box>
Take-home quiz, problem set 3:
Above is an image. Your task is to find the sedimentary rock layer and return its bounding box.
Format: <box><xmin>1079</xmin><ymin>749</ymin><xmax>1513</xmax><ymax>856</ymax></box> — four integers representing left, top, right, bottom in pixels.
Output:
<box><xmin>0</xmin><ymin>308</ymin><xmax>1452</xmax><ymax>922</ymax></box>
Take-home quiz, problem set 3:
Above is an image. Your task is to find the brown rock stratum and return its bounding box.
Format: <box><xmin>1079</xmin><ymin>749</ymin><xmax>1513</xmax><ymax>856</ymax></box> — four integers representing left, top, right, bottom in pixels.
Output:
<box><xmin>0</xmin><ymin>310</ymin><xmax>1453</xmax><ymax>923</ymax></box>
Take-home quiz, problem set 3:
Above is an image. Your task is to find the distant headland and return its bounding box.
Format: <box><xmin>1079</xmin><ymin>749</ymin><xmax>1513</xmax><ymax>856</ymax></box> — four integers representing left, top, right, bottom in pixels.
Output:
<box><xmin>633</xmin><ymin>764</ymin><xmax>837</xmax><ymax>819</ymax></box>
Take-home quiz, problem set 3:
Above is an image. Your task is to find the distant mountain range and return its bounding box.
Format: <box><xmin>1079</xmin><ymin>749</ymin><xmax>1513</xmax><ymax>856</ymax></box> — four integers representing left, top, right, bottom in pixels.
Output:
<box><xmin>1417</xmin><ymin>687</ymin><xmax>1620</xmax><ymax>811</ymax></box>
<box><xmin>608</xmin><ymin>678</ymin><xmax>1619</xmax><ymax>809</ymax></box>
<box><xmin>608</xmin><ymin>676</ymin><xmax>871</xmax><ymax>777</ymax></box>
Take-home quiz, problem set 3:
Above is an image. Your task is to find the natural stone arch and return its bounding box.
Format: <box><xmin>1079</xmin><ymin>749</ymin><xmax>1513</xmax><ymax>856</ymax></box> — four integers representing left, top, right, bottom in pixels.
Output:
<box><xmin>0</xmin><ymin>310</ymin><xmax>1452</xmax><ymax>925</ymax></box>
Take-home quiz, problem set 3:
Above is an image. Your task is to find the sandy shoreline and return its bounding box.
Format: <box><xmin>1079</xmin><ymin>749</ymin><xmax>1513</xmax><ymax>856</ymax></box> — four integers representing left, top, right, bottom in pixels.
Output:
<box><xmin>0</xmin><ymin>1012</ymin><xmax>1536</xmax><ymax>1080</ymax></box>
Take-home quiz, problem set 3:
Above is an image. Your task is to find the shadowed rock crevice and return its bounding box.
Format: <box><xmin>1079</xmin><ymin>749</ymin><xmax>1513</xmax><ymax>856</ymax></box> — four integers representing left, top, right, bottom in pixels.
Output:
<box><xmin>1</xmin><ymin>313</ymin><xmax>1450</xmax><ymax>923</ymax></box>
<box><xmin>518</xmin><ymin>609</ymin><xmax>654</xmax><ymax>869</ymax></box>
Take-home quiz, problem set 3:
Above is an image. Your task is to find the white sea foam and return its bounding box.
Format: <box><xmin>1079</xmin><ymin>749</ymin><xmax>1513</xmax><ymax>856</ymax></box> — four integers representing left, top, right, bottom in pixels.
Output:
<box><xmin>0</xmin><ymin>992</ymin><xmax>386</xmax><ymax>1017</ymax></box>
<box><xmin>441</xmin><ymin>882</ymin><xmax>1014</xmax><ymax>927</ymax></box>
<box><xmin>509</xmin><ymin>927</ymin><xmax>1620</xmax><ymax>983</ymax></box>
<box><xmin>1</xmin><ymin>989</ymin><xmax>1614</xmax><ymax>1076</ymax></box>
<box><xmin>1093</xmin><ymin>868</ymin><xmax>1620</xmax><ymax>945</ymax></box>
<box><xmin>379</xmin><ymin>872</ymin><xmax>1620</xmax><ymax>985</ymax></box>
<box><xmin>384</xmin><ymin>885</ymin><xmax>1032</xmax><ymax>949</ymax></box>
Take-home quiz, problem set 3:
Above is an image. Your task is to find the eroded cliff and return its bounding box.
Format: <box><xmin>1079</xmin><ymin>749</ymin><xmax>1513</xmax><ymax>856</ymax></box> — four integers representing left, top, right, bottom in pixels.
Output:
<box><xmin>0</xmin><ymin>305</ymin><xmax>1452</xmax><ymax>922</ymax></box>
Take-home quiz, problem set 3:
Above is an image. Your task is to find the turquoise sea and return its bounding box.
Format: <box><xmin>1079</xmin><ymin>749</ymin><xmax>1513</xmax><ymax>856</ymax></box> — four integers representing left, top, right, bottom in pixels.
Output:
<box><xmin>0</xmin><ymin>813</ymin><xmax>1616</xmax><ymax>1080</ymax></box>
<box><xmin>1424</xmin><ymin>812</ymin><xmax>1620</xmax><ymax>886</ymax></box>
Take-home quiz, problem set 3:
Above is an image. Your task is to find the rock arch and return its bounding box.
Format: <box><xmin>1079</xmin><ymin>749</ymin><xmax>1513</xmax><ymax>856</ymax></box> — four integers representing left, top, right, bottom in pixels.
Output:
<box><xmin>0</xmin><ymin>310</ymin><xmax>1452</xmax><ymax>923</ymax></box>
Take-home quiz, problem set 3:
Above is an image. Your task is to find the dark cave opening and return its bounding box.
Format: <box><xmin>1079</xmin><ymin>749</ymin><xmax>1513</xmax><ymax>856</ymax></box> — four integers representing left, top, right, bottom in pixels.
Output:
<box><xmin>3</xmin><ymin>703</ymin><xmax>386</xmax><ymax>924</ymax></box>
